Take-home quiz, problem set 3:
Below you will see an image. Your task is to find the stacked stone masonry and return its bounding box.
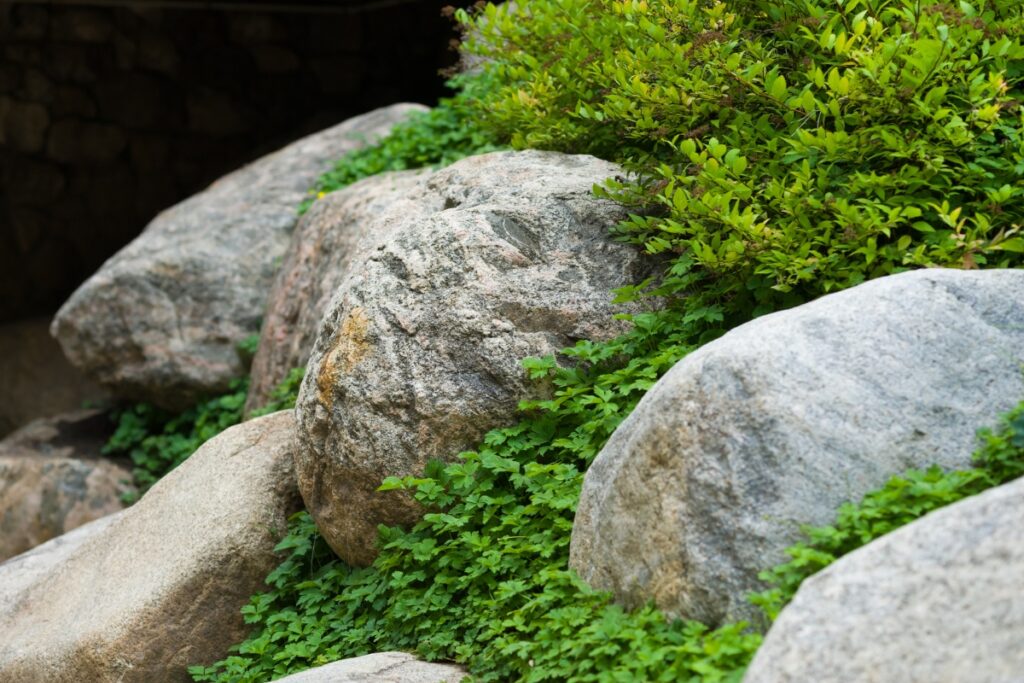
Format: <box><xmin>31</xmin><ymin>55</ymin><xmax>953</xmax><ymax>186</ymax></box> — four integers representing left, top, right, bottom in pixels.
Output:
<box><xmin>0</xmin><ymin>1</ymin><xmax>462</xmax><ymax>322</ymax></box>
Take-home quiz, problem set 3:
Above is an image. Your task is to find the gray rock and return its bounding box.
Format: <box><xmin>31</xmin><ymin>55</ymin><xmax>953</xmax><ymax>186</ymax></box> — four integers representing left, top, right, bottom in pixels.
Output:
<box><xmin>0</xmin><ymin>317</ymin><xmax>107</xmax><ymax>438</ymax></box>
<box><xmin>0</xmin><ymin>411</ymin><xmax>302</xmax><ymax>682</ymax></box>
<box><xmin>744</xmin><ymin>476</ymin><xmax>1024</xmax><ymax>683</ymax></box>
<box><xmin>274</xmin><ymin>652</ymin><xmax>466</xmax><ymax>683</ymax></box>
<box><xmin>570</xmin><ymin>269</ymin><xmax>1024</xmax><ymax>626</ymax></box>
<box><xmin>0</xmin><ymin>410</ymin><xmax>132</xmax><ymax>561</ymax></box>
<box><xmin>246</xmin><ymin>170</ymin><xmax>431</xmax><ymax>414</ymax></box>
<box><xmin>296</xmin><ymin>150</ymin><xmax>653</xmax><ymax>566</ymax></box>
<box><xmin>52</xmin><ymin>104</ymin><xmax>426</xmax><ymax>410</ymax></box>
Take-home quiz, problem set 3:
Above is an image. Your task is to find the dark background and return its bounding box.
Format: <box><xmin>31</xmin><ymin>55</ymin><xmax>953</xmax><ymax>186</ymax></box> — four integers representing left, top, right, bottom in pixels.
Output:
<box><xmin>0</xmin><ymin>0</ymin><xmax>470</xmax><ymax>323</ymax></box>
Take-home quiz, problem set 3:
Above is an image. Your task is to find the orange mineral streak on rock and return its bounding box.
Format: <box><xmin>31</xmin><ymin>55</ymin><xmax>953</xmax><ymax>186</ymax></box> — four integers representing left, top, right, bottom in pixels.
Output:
<box><xmin>316</xmin><ymin>306</ymin><xmax>371</xmax><ymax>411</ymax></box>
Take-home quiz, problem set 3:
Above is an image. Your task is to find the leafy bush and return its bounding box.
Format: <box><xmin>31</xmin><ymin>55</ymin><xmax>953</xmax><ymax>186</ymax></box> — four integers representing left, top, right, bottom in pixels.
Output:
<box><xmin>300</xmin><ymin>74</ymin><xmax>502</xmax><ymax>213</ymax></box>
<box><xmin>465</xmin><ymin>0</ymin><xmax>1024</xmax><ymax>327</ymax></box>
<box><xmin>192</xmin><ymin>1</ymin><xmax>1024</xmax><ymax>681</ymax></box>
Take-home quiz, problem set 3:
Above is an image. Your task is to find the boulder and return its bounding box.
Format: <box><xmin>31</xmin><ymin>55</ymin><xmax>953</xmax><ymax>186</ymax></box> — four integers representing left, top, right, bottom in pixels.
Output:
<box><xmin>0</xmin><ymin>410</ymin><xmax>133</xmax><ymax>561</ymax></box>
<box><xmin>570</xmin><ymin>269</ymin><xmax>1024</xmax><ymax>626</ymax></box>
<box><xmin>0</xmin><ymin>411</ymin><xmax>301</xmax><ymax>682</ymax></box>
<box><xmin>0</xmin><ymin>513</ymin><xmax>121</xmax><ymax>616</ymax></box>
<box><xmin>246</xmin><ymin>169</ymin><xmax>430</xmax><ymax>414</ymax></box>
<box><xmin>52</xmin><ymin>104</ymin><xmax>426</xmax><ymax>410</ymax></box>
<box><xmin>0</xmin><ymin>317</ymin><xmax>107</xmax><ymax>438</ymax></box>
<box><xmin>274</xmin><ymin>652</ymin><xmax>466</xmax><ymax>683</ymax></box>
<box><xmin>744</xmin><ymin>476</ymin><xmax>1024</xmax><ymax>683</ymax></box>
<box><xmin>296</xmin><ymin>150</ymin><xmax>653</xmax><ymax>565</ymax></box>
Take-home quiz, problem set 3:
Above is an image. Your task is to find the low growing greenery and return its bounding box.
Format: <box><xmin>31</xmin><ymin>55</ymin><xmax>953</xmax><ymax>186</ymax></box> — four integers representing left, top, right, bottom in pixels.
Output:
<box><xmin>250</xmin><ymin>367</ymin><xmax>306</xmax><ymax>419</ymax></box>
<box><xmin>191</xmin><ymin>0</ymin><xmax>1024</xmax><ymax>681</ymax></box>
<box><xmin>191</xmin><ymin>393</ymin><xmax>1024</xmax><ymax>683</ymax></box>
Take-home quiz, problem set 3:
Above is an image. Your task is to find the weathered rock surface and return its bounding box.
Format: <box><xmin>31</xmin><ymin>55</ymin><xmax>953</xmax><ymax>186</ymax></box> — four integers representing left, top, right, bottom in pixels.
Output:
<box><xmin>51</xmin><ymin>104</ymin><xmax>426</xmax><ymax>410</ymax></box>
<box><xmin>0</xmin><ymin>411</ymin><xmax>301</xmax><ymax>682</ymax></box>
<box><xmin>744</xmin><ymin>476</ymin><xmax>1024</xmax><ymax>683</ymax></box>
<box><xmin>570</xmin><ymin>269</ymin><xmax>1024</xmax><ymax>626</ymax></box>
<box><xmin>296</xmin><ymin>150</ymin><xmax>653</xmax><ymax>565</ymax></box>
<box><xmin>274</xmin><ymin>652</ymin><xmax>467</xmax><ymax>683</ymax></box>
<box><xmin>0</xmin><ymin>513</ymin><xmax>121</xmax><ymax>616</ymax></box>
<box><xmin>246</xmin><ymin>169</ymin><xmax>430</xmax><ymax>413</ymax></box>
<box><xmin>0</xmin><ymin>317</ymin><xmax>107</xmax><ymax>437</ymax></box>
<box><xmin>0</xmin><ymin>410</ymin><xmax>132</xmax><ymax>561</ymax></box>
<box><xmin>0</xmin><ymin>456</ymin><xmax>127</xmax><ymax>561</ymax></box>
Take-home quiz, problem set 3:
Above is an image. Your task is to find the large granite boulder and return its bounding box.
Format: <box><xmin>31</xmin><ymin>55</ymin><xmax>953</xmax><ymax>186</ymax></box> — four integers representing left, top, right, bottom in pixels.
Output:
<box><xmin>570</xmin><ymin>269</ymin><xmax>1024</xmax><ymax>626</ymax></box>
<box><xmin>0</xmin><ymin>317</ymin><xmax>106</xmax><ymax>437</ymax></box>
<box><xmin>245</xmin><ymin>169</ymin><xmax>430</xmax><ymax>413</ymax></box>
<box><xmin>0</xmin><ymin>410</ymin><xmax>132</xmax><ymax>561</ymax></box>
<box><xmin>274</xmin><ymin>652</ymin><xmax>466</xmax><ymax>683</ymax></box>
<box><xmin>0</xmin><ymin>411</ymin><xmax>301</xmax><ymax>682</ymax></box>
<box><xmin>744</xmin><ymin>476</ymin><xmax>1024</xmax><ymax>683</ymax></box>
<box><xmin>296</xmin><ymin>150</ymin><xmax>653</xmax><ymax>566</ymax></box>
<box><xmin>52</xmin><ymin>104</ymin><xmax>426</xmax><ymax>410</ymax></box>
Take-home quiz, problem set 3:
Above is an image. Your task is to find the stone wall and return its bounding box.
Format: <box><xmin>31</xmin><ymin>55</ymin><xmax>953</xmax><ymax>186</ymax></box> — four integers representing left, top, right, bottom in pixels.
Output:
<box><xmin>0</xmin><ymin>317</ymin><xmax>107</xmax><ymax>437</ymax></box>
<box><xmin>0</xmin><ymin>1</ymin><xmax>463</xmax><ymax>323</ymax></box>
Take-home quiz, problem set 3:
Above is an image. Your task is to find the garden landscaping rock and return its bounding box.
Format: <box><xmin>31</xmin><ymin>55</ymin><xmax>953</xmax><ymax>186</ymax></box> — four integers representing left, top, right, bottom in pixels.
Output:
<box><xmin>295</xmin><ymin>150</ymin><xmax>653</xmax><ymax>566</ymax></box>
<box><xmin>0</xmin><ymin>513</ymin><xmax>122</xmax><ymax>617</ymax></box>
<box><xmin>744</xmin><ymin>475</ymin><xmax>1024</xmax><ymax>683</ymax></box>
<box><xmin>0</xmin><ymin>409</ymin><xmax>132</xmax><ymax>561</ymax></box>
<box><xmin>273</xmin><ymin>652</ymin><xmax>467</xmax><ymax>682</ymax></box>
<box><xmin>245</xmin><ymin>169</ymin><xmax>431</xmax><ymax>413</ymax></box>
<box><xmin>51</xmin><ymin>103</ymin><xmax>426</xmax><ymax>410</ymax></box>
<box><xmin>570</xmin><ymin>268</ymin><xmax>1024</xmax><ymax>626</ymax></box>
<box><xmin>0</xmin><ymin>411</ymin><xmax>301</xmax><ymax>682</ymax></box>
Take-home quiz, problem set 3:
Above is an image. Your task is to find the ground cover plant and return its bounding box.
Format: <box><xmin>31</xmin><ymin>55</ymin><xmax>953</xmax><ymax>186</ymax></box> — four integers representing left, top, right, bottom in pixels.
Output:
<box><xmin>191</xmin><ymin>0</ymin><xmax>1024</xmax><ymax>680</ymax></box>
<box><xmin>250</xmin><ymin>367</ymin><xmax>307</xmax><ymax>419</ymax></box>
<box><xmin>190</xmin><ymin>395</ymin><xmax>1024</xmax><ymax>683</ymax></box>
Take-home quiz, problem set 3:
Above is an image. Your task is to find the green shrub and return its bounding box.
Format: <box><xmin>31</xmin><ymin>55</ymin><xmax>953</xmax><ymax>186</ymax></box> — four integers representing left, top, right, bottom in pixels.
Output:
<box><xmin>300</xmin><ymin>74</ymin><xmax>503</xmax><ymax>213</ymax></box>
<box><xmin>464</xmin><ymin>0</ymin><xmax>1024</xmax><ymax>326</ymax></box>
